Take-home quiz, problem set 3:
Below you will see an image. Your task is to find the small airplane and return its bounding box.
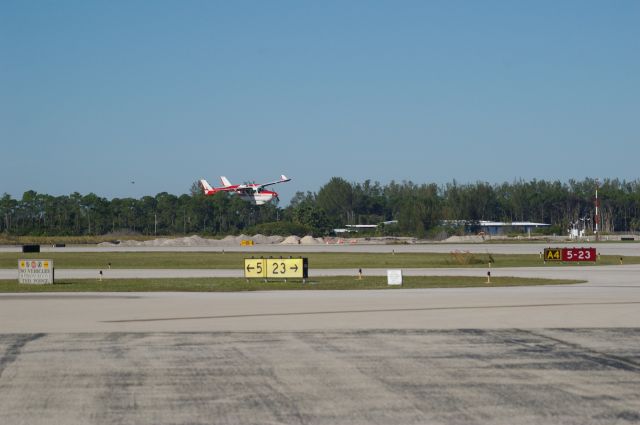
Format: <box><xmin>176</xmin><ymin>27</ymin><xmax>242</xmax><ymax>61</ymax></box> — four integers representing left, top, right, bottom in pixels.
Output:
<box><xmin>199</xmin><ymin>174</ymin><xmax>291</xmax><ymax>205</ymax></box>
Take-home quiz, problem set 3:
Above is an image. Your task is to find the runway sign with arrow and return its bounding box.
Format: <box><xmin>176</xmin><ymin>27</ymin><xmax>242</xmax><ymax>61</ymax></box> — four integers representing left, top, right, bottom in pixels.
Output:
<box><xmin>244</xmin><ymin>258</ymin><xmax>266</xmax><ymax>278</ymax></box>
<box><xmin>244</xmin><ymin>258</ymin><xmax>308</xmax><ymax>279</ymax></box>
<box><xmin>266</xmin><ymin>258</ymin><xmax>308</xmax><ymax>279</ymax></box>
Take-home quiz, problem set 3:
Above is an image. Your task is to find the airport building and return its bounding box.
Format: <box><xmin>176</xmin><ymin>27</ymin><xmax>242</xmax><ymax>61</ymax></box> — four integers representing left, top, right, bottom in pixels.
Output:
<box><xmin>442</xmin><ymin>220</ymin><xmax>550</xmax><ymax>236</ymax></box>
<box><xmin>475</xmin><ymin>221</ymin><xmax>550</xmax><ymax>236</ymax></box>
<box><xmin>334</xmin><ymin>220</ymin><xmax>549</xmax><ymax>236</ymax></box>
<box><xmin>333</xmin><ymin>221</ymin><xmax>398</xmax><ymax>234</ymax></box>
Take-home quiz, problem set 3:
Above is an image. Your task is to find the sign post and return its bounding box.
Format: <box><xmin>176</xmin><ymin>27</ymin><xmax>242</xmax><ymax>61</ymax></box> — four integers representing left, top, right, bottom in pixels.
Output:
<box><xmin>244</xmin><ymin>258</ymin><xmax>308</xmax><ymax>282</ymax></box>
<box><xmin>543</xmin><ymin>248</ymin><xmax>562</xmax><ymax>262</ymax></box>
<box><xmin>387</xmin><ymin>269</ymin><xmax>402</xmax><ymax>286</ymax></box>
<box><xmin>543</xmin><ymin>248</ymin><xmax>597</xmax><ymax>263</ymax></box>
<box><xmin>266</xmin><ymin>258</ymin><xmax>308</xmax><ymax>281</ymax></box>
<box><xmin>244</xmin><ymin>259</ymin><xmax>266</xmax><ymax>280</ymax></box>
<box><xmin>562</xmin><ymin>247</ymin><xmax>596</xmax><ymax>262</ymax></box>
<box><xmin>18</xmin><ymin>259</ymin><xmax>54</xmax><ymax>284</ymax></box>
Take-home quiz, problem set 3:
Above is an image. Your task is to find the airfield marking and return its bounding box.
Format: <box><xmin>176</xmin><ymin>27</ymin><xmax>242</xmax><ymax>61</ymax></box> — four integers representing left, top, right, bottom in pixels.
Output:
<box><xmin>102</xmin><ymin>300</ymin><xmax>640</xmax><ymax>323</ymax></box>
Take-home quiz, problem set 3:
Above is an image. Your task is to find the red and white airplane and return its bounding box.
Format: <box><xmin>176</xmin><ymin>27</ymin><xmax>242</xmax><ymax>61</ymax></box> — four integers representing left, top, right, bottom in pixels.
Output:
<box><xmin>199</xmin><ymin>175</ymin><xmax>291</xmax><ymax>205</ymax></box>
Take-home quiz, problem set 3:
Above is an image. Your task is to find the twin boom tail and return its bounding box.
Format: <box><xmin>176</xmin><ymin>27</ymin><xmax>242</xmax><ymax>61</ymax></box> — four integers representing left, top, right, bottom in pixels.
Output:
<box><xmin>199</xmin><ymin>179</ymin><xmax>215</xmax><ymax>196</ymax></box>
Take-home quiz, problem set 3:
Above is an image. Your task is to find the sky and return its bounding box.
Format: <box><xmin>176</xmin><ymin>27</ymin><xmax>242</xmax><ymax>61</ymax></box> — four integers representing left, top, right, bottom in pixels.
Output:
<box><xmin>2</xmin><ymin>0</ymin><xmax>639</xmax><ymax>204</ymax></box>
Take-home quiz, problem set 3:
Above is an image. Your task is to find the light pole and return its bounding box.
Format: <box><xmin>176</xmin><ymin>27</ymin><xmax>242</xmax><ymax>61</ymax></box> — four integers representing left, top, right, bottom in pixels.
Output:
<box><xmin>595</xmin><ymin>178</ymin><xmax>600</xmax><ymax>241</ymax></box>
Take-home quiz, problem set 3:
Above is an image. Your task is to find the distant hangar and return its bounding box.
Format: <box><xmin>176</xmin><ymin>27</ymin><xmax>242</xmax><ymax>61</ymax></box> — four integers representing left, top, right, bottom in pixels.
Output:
<box><xmin>474</xmin><ymin>221</ymin><xmax>550</xmax><ymax>236</ymax></box>
<box><xmin>335</xmin><ymin>220</ymin><xmax>550</xmax><ymax>236</ymax></box>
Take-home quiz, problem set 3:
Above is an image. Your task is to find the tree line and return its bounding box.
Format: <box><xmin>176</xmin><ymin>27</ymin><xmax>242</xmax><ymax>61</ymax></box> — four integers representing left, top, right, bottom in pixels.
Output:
<box><xmin>1</xmin><ymin>177</ymin><xmax>639</xmax><ymax>238</ymax></box>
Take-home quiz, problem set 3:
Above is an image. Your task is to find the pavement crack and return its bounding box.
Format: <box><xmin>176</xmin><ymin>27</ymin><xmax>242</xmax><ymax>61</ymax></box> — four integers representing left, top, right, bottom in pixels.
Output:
<box><xmin>102</xmin><ymin>301</ymin><xmax>640</xmax><ymax>323</ymax></box>
<box><xmin>0</xmin><ymin>333</ymin><xmax>46</xmax><ymax>379</ymax></box>
<box><xmin>517</xmin><ymin>329</ymin><xmax>640</xmax><ymax>373</ymax></box>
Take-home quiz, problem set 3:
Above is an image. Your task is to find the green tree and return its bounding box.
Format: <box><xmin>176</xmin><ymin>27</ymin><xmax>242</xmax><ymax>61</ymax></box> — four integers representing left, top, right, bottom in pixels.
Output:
<box><xmin>316</xmin><ymin>177</ymin><xmax>354</xmax><ymax>226</ymax></box>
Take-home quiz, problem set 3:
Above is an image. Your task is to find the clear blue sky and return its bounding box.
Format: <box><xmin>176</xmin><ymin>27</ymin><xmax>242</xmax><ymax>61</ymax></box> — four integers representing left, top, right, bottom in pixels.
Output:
<box><xmin>2</xmin><ymin>1</ymin><xmax>639</xmax><ymax>204</ymax></box>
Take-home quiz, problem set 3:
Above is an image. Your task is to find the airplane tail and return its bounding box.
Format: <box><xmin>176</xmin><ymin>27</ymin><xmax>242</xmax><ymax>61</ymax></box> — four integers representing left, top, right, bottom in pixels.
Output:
<box><xmin>199</xmin><ymin>179</ymin><xmax>214</xmax><ymax>195</ymax></box>
<box><xmin>280</xmin><ymin>174</ymin><xmax>291</xmax><ymax>182</ymax></box>
<box><xmin>220</xmin><ymin>176</ymin><xmax>232</xmax><ymax>187</ymax></box>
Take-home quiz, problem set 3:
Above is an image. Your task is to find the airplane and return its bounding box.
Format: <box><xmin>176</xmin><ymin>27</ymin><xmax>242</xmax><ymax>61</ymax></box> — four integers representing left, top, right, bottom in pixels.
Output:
<box><xmin>199</xmin><ymin>175</ymin><xmax>291</xmax><ymax>205</ymax></box>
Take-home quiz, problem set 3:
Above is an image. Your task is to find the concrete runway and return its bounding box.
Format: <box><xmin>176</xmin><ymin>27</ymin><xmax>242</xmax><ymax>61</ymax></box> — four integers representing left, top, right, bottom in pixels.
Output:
<box><xmin>1</xmin><ymin>247</ymin><xmax>640</xmax><ymax>424</ymax></box>
<box><xmin>1</xmin><ymin>265</ymin><xmax>640</xmax><ymax>333</ymax></box>
<box><xmin>1</xmin><ymin>329</ymin><xmax>639</xmax><ymax>425</ymax></box>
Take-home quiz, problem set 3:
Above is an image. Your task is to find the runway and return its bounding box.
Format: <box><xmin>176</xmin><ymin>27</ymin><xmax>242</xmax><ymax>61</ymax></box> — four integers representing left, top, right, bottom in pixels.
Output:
<box><xmin>1</xmin><ymin>247</ymin><xmax>639</xmax><ymax>424</ymax></box>
<box><xmin>1</xmin><ymin>265</ymin><xmax>640</xmax><ymax>333</ymax></box>
<box><xmin>1</xmin><ymin>329</ymin><xmax>639</xmax><ymax>425</ymax></box>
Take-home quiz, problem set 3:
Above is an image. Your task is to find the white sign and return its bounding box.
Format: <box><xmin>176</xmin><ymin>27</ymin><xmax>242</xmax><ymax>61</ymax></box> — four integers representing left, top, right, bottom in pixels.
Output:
<box><xmin>18</xmin><ymin>259</ymin><xmax>54</xmax><ymax>284</ymax></box>
<box><xmin>387</xmin><ymin>269</ymin><xmax>402</xmax><ymax>286</ymax></box>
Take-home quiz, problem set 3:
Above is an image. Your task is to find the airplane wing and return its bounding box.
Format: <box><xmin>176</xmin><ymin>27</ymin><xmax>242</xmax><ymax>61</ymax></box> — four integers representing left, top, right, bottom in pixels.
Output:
<box><xmin>256</xmin><ymin>175</ymin><xmax>292</xmax><ymax>190</ymax></box>
<box><xmin>215</xmin><ymin>186</ymin><xmax>241</xmax><ymax>192</ymax></box>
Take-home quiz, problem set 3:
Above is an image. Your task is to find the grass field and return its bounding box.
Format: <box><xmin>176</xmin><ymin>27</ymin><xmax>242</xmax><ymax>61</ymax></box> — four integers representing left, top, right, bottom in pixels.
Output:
<box><xmin>1</xmin><ymin>251</ymin><xmax>635</xmax><ymax>269</ymax></box>
<box><xmin>0</xmin><ymin>275</ymin><xmax>583</xmax><ymax>293</ymax></box>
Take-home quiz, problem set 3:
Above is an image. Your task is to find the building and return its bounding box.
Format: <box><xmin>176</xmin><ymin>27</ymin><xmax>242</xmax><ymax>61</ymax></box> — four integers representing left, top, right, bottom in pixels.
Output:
<box><xmin>333</xmin><ymin>221</ymin><xmax>398</xmax><ymax>234</ymax></box>
<box><xmin>442</xmin><ymin>220</ymin><xmax>550</xmax><ymax>236</ymax></box>
<box><xmin>475</xmin><ymin>221</ymin><xmax>550</xmax><ymax>236</ymax></box>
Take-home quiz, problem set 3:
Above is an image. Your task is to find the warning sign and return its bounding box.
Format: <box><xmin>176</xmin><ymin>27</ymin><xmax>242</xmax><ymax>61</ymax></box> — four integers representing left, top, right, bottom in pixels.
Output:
<box><xmin>18</xmin><ymin>259</ymin><xmax>54</xmax><ymax>284</ymax></box>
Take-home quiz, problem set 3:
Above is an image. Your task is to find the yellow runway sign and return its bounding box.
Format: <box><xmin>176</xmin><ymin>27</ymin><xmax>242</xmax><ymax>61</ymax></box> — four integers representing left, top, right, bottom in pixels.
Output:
<box><xmin>244</xmin><ymin>258</ymin><xmax>308</xmax><ymax>279</ymax></box>
<box><xmin>266</xmin><ymin>258</ymin><xmax>307</xmax><ymax>279</ymax></box>
<box><xmin>244</xmin><ymin>259</ymin><xmax>266</xmax><ymax>278</ymax></box>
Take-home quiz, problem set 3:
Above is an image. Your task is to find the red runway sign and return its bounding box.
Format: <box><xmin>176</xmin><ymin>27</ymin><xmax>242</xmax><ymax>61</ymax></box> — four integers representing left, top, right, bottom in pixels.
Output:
<box><xmin>562</xmin><ymin>247</ymin><xmax>597</xmax><ymax>262</ymax></box>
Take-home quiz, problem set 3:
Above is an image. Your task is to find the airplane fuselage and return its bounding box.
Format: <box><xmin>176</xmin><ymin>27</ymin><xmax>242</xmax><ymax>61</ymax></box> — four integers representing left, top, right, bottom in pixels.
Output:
<box><xmin>237</xmin><ymin>190</ymin><xmax>277</xmax><ymax>205</ymax></box>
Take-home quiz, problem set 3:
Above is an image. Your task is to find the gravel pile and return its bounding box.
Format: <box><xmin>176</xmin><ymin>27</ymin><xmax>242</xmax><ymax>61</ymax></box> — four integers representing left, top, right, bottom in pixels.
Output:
<box><xmin>281</xmin><ymin>235</ymin><xmax>301</xmax><ymax>245</ymax></box>
<box><xmin>443</xmin><ymin>235</ymin><xmax>486</xmax><ymax>243</ymax></box>
<box><xmin>98</xmin><ymin>234</ymin><xmax>318</xmax><ymax>247</ymax></box>
<box><xmin>300</xmin><ymin>235</ymin><xmax>319</xmax><ymax>245</ymax></box>
<box><xmin>250</xmin><ymin>234</ymin><xmax>271</xmax><ymax>244</ymax></box>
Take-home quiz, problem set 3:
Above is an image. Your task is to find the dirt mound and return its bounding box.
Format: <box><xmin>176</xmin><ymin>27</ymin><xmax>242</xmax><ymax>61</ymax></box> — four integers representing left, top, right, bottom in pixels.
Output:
<box><xmin>443</xmin><ymin>235</ymin><xmax>485</xmax><ymax>243</ymax></box>
<box><xmin>281</xmin><ymin>235</ymin><xmax>301</xmax><ymax>245</ymax></box>
<box><xmin>251</xmin><ymin>234</ymin><xmax>271</xmax><ymax>244</ymax></box>
<box><xmin>266</xmin><ymin>235</ymin><xmax>285</xmax><ymax>244</ymax></box>
<box><xmin>300</xmin><ymin>235</ymin><xmax>320</xmax><ymax>245</ymax></box>
<box><xmin>104</xmin><ymin>234</ymin><xmax>314</xmax><ymax>247</ymax></box>
<box><xmin>221</xmin><ymin>235</ymin><xmax>237</xmax><ymax>242</ymax></box>
<box><xmin>97</xmin><ymin>241</ymin><xmax>118</xmax><ymax>247</ymax></box>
